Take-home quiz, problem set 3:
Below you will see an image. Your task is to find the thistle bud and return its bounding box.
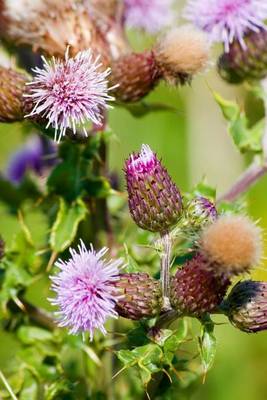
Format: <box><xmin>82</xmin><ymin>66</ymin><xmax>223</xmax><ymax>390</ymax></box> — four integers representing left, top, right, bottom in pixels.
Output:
<box><xmin>171</xmin><ymin>254</ymin><xmax>230</xmax><ymax>317</ymax></box>
<box><xmin>218</xmin><ymin>29</ymin><xmax>267</xmax><ymax>84</ymax></box>
<box><xmin>221</xmin><ymin>280</ymin><xmax>267</xmax><ymax>333</ymax></box>
<box><xmin>113</xmin><ymin>273</ymin><xmax>162</xmax><ymax>320</ymax></box>
<box><xmin>125</xmin><ymin>144</ymin><xmax>182</xmax><ymax>233</ymax></box>
<box><xmin>185</xmin><ymin>196</ymin><xmax>217</xmax><ymax>228</ymax></box>
<box><xmin>199</xmin><ymin>215</ymin><xmax>262</xmax><ymax>277</ymax></box>
<box><xmin>0</xmin><ymin>67</ymin><xmax>28</xmax><ymax>122</ymax></box>
<box><xmin>111</xmin><ymin>25</ymin><xmax>210</xmax><ymax>102</ymax></box>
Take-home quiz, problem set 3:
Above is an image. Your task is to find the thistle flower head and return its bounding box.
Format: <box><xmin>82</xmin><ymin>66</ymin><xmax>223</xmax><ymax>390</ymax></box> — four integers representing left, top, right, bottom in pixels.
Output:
<box><xmin>25</xmin><ymin>49</ymin><xmax>114</xmax><ymax>142</ymax></box>
<box><xmin>200</xmin><ymin>215</ymin><xmax>262</xmax><ymax>276</ymax></box>
<box><xmin>50</xmin><ymin>241</ymin><xmax>122</xmax><ymax>340</ymax></box>
<box><xmin>124</xmin><ymin>0</ymin><xmax>174</xmax><ymax>34</ymax></box>
<box><xmin>125</xmin><ymin>144</ymin><xmax>182</xmax><ymax>233</ymax></box>
<box><xmin>184</xmin><ymin>0</ymin><xmax>267</xmax><ymax>52</ymax></box>
<box><xmin>154</xmin><ymin>25</ymin><xmax>210</xmax><ymax>84</ymax></box>
<box><xmin>186</xmin><ymin>196</ymin><xmax>218</xmax><ymax>228</ymax></box>
<box><xmin>221</xmin><ymin>280</ymin><xmax>267</xmax><ymax>333</ymax></box>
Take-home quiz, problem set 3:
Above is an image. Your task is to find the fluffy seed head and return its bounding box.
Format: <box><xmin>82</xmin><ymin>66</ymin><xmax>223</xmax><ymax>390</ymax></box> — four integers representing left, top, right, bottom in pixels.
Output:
<box><xmin>200</xmin><ymin>215</ymin><xmax>262</xmax><ymax>276</ymax></box>
<box><xmin>154</xmin><ymin>25</ymin><xmax>210</xmax><ymax>84</ymax></box>
<box><xmin>184</xmin><ymin>0</ymin><xmax>267</xmax><ymax>52</ymax></box>
<box><xmin>221</xmin><ymin>280</ymin><xmax>267</xmax><ymax>333</ymax></box>
<box><xmin>125</xmin><ymin>144</ymin><xmax>182</xmax><ymax>233</ymax></box>
<box><xmin>50</xmin><ymin>241</ymin><xmax>122</xmax><ymax>340</ymax></box>
<box><xmin>25</xmin><ymin>49</ymin><xmax>114</xmax><ymax>142</ymax></box>
<box><xmin>124</xmin><ymin>0</ymin><xmax>174</xmax><ymax>34</ymax></box>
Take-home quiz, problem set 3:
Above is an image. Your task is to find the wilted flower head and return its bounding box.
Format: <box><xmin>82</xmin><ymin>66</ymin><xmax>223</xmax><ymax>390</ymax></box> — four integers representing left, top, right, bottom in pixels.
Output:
<box><xmin>124</xmin><ymin>0</ymin><xmax>174</xmax><ymax>34</ymax></box>
<box><xmin>6</xmin><ymin>135</ymin><xmax>57</xmax><ymax>185</ymax></box>
<box><xmin>50</xmin><ymin>241</ymin><xmax>122</xmax><ymax>340</ymax></box>
<box><xmin>125</xmin><ymin>144</ymin><xmax>182</xmax><ymax>233</ymax></box>
<box><xmin>25</xmin><ymin>49</ymin><xmax>114</xmax><ymax>142</ymax></box>
<box><xmin>184</xmin><ymin>0</ymin><xmax>267</xmax><ymax>51</ymax></box>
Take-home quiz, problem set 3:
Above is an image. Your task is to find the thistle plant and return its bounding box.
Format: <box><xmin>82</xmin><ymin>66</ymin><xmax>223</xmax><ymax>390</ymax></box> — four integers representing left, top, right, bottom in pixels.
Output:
<box><xmin>1</xmin><ymin>1</ymin><xmax>267</xmax><ymax>399</ymax></box>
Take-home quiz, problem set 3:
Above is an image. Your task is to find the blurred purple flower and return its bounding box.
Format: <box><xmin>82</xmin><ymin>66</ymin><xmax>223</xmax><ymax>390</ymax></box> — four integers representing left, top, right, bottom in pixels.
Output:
<box><xmin>6</xmin><ymin>135</ymin><xmax>57</xmax><ymax>185</ymax></box>
<box><xmin>124</xmin><ymin>0</ymin><xmax>174</xmax><ymax>34</ymax></box>
<box><xmin>25</xmin><ymin>49</ymin><xmax>114</xmax><ymax>142</ymax></box>
<box><xmin>184</xmin><ymin>0</ymin><xmax>267</xmax><ymax>51</ymax></box>
<box><xmin>50</xmin><ymin>241</ymin><xmax>122</xmax><ymax>340</ymax></box>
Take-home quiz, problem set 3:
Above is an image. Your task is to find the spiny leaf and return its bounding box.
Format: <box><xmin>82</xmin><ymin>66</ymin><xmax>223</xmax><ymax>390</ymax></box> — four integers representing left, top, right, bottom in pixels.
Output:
<box><xmin>214</xmin><ymin>91</ymin><xmax>263</xmax><ymax>154</ymax></box>
<box><xmin>199</xmin><ymin>318</ymin><xmax>217</xmax><ymax>377</ymax></box>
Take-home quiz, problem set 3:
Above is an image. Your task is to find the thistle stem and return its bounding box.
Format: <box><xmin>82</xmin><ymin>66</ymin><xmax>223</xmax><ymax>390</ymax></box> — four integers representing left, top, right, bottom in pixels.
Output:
<box><xmin>160</xmin><ymin>232</ymin><xmax>172</xmax><ymax>311</ymax></box>
<box><xmin>217</xmin><ymin>159</ymin><xmax>267</xmax><ymax>203</ymax></box>
<box><xmin>218</xmin><ymin>78</ymin><xmax>267</xmax><ymax>203</ymax></box>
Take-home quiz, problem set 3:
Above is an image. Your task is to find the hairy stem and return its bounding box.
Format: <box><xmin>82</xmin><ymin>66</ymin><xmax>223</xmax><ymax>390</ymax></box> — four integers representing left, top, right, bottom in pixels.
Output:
<box><xmin>217</xmin><ymin>160</ymin><xmax>267</xmax><ymax>203</ymax></box>
<box><xmin>160</xmin><ymin>233</ymin><xmax>172</xmax><ymax>311</ymax></box>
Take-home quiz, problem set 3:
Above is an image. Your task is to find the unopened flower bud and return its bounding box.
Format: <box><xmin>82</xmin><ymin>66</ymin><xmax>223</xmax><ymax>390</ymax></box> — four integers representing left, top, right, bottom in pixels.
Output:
<box><xmin>199</xmin><ymin>215</ymin><xmax>262</xmax><ymax>277</ymax></box>
<box><xmin>218</xmin><ymin>29</ymin><xmax>267</xmax><ymax>84</ymax></box>
<box><xmin>221</xmin><ymin>280</ymin><xmax>267</xmax><ymax>333</ymax></box>
<box><xmin>186</xmin><ymin>196</ymin><xmax>217</xmax><ymax>228</ymax></box>
<box><xmin>0</xmin><ymin>66</ymin><xmax>28</xmax><ymax>122</ymax></box>
<box><xmin>125</xmin><ymin>144</ymin><xmax>183</xmax><ymax>233</ymax></box>
<box><xmin>171</xmin><ymin>254</ymin><xmax>230</xmax><ymax>317</ymax></box>
<box><xmin>113</xmin><ymin>273</ymin><xmax>162</xmax><ymax>320</ymax></box>
<box><xmin>111</xmin><ymin>25</ymin><xmax>210</xmax><ymax>102</ymax></box>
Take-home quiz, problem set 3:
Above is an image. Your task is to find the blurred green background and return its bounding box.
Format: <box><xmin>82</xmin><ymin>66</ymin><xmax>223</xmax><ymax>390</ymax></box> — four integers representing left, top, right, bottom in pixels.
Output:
<box><xmin>1</xmin><ymin>14</ymin><xmax>267</xmax><ymax>400</ymax></box>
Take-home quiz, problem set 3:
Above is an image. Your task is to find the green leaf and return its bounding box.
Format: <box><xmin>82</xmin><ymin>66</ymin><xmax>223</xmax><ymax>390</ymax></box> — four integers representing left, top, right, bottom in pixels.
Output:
<box><xmin>0</xmin><ymin>260</ymin><xmax>32</xmax><ymax>312</ymax></box>
<box><xmin>199</xmin><ymin>318</ymin><xmax>217</xmax><ymax>376</ymax></box>
<box><xmin>50</xmin><ymin>197</ymin><xmax>87</xmax><ymax>253</ymax></box>
<box><xmin>19</xmin><ymin>373</ymin><xmax>39</xmax><ymax>400</ymax></box>
<box><xmin>47</xmin><ymin>143</ymin><xmax>84</xmax><ymax>201</ymax></box>
<box><xmin>116</xmin><ymin>344</ymin><xmax>163</xmax><ymax>387</ymax></box>
<box><xmin>191</xmin><ymin>180</ymin><xmax>216</xmax><ymax>201</ymax></box>
<box><xmin>17</xmin><ymin>326</ymin><xmax>53</xmax><ymax>345</ymax></box>
<box><xmin>44</xmin><ymin>379</ymin><xmax>72</xmax><ymax>400</ymax></box>
<box><xmin>214</xmin><ymin>91</ymin><xmax>264</xmax><ymax>154</ymax></box>
<box><xmin>163</xmin><ymin>319</ymin><xmax>188</xmax><ymax>364</ymax></box>
<box><xmin>213</xmin><ymin>91</ymin><xmax>239</xmax><ymax>121</ymax></box>
<box><xmin>117</xmin><ymin>101</ymin><xmax>180</xmax><ymax>118</ymax></box>
<box><xmin>83</xmin><ymin>177</ymin><xmax>111</xmax><ymax>198</ymax></box>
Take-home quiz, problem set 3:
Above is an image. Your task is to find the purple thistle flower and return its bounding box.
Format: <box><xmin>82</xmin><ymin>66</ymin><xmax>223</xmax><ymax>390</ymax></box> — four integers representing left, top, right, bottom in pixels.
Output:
<box><xmin>125</xmin><ymin>144</ymin><xmax>182</xmax><ymax>233</ymax></box>
<box><xmin>6</xmin><ymin>135</ymin><xmax>57</xmax><ymax>185</ymax></box>
<box><xmin>50</xmin><ymin>241</ymin><xmax>122</xmax><ymax>340</ymax></box>
<box><xmin>124</xmin><ymin>0</ymin><xmax>174</xmax><ymax>34</ymax></box>
<box><xmin>184</xmin><ymin>0</ymin><xmax>267</xmax><ymax>52</ymax></box>
<box><xmin>25</xmin><ymin>49</ymin><xmax>114</xmax><ymax>142</ymax></box>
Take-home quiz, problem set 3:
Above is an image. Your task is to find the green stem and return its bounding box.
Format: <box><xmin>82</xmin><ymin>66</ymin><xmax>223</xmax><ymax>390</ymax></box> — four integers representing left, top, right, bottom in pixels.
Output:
<box><xmin>160</xmin><ymin>233</ymin><xmax>172</xmax><ymax>311</ymax></box>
